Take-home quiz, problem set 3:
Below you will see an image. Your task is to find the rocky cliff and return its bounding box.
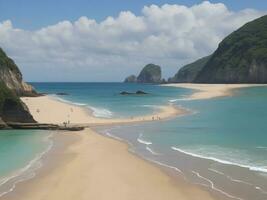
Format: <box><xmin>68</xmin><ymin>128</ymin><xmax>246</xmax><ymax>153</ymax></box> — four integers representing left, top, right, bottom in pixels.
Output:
<box><xmin>194</xmin><ymin>15</ymin><xmax>267</xmax><ymax>83</ymax></box>
<box><xmin>124</xmin><ymin>75</ymin><xmax>137</xmax><ymax>83</ymax></box>
<box><xmin>0</xmin><ymin>82</ymin><xmax>36</xmax><ymax>126</ymax></box>
<box><xmin>0</xmin><ymin>48</ymin><xmax>36</xmax><ymax>127</ymax></box>
<box><xmin>137</xmin><ymin>64</ymin><xmax>162</xmax><ymax>83</ymax></box>
<box><xmin>0</xmin><ymin>48</ymin><xmax>37</xmax><ymax>96</ymax></box>
<box><xmin>124</xmin><ymin>64</ymin><xmax>162</xmax><ymax>83</ymax></box>
<box><xmin>170</xmin><ymin>15</ymin><xmax>267</xmax><ymax>83</ymax></box>
<box><xmin>169</xmin><ymin>55</ymin><xmax>211</xmax><ymax>83</ymax></box>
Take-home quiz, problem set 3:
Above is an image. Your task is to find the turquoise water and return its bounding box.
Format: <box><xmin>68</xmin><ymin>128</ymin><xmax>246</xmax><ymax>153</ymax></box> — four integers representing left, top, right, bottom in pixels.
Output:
<box><xmin>0</xmin><ymin>130</ymin><xmax>52</xmax><ymax>197</ymax></box>
<box><xmin>16</xmin><ymin>83</ymin><xmax>267</xmax><ymax>199</ymax></box>
<box><xmin>32</xmin><ymin>82</ymin><xmax>190</xmax><ymax>117</ymax></box>
<box><xmin>31</xmin><ymin>83</ymin><xmax>267</xmax><ymax>171</ymax></box>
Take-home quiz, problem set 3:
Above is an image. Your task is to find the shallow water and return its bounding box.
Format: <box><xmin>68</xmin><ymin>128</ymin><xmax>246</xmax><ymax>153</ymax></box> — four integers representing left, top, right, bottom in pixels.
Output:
<box><xmin>27</xmin><ymin>83</ymin><xmax>267</xmax><ymax>199</ymax></box>
<box><xmin>0</xmin><ymin>130</ymin><xmax>52</xmax><ymax>197</ymax></box>
<box><xmin>32</xmin><ymin>82</ymin><xmax>190</xmax><ymax>118</ymax></box>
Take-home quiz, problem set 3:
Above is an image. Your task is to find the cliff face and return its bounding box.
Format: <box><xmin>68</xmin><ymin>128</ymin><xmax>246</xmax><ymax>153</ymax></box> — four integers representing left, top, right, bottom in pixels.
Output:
<box><xmin>169</xmin><ymin>55</ymin><xmax>211</xmax><ymax>83</ymax></box>
<box><xmin>194</xmin><ymin>15</ymin><xmax>267</xmax><ymax>83</ymax></box>
<box><xmin>137</xmin><ymin>64</ymin><xmax>162</xmax><ymax>83</ymax></box>
<box><xmin>170</xmin><ymin>15</ymin><xmax>267</xmax><ymax>83</ymax></box>
<box><xmin>0</xmin><ymin>48</ymin><xmax>36</xmax><ymax>127</ymax></box>
<box><xmin>124</xmin><ymin>64</ymin><xmax>162</xmax><ymax>83</ymax></box>
<box><xmin>0</xmin><ymin>82</ymin><xmax>35</xmax><ymax>125</ymax></box>
<box><xmin>124</xmin><ymin>75</ymin><xmax>137</xmax><ymax>83</ymax></box>
<box><xmin>0</xmin><ymin>48</ymin><xmax>37</xmax><ymax>96</ymax></box>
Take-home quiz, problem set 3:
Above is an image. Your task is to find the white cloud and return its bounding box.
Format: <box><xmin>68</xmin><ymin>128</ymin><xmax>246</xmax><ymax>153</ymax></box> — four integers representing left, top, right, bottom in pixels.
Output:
<box><xmin>0</xmin><ymin>1</ymin><xmax>265</xmax><ymax>81</ymax></box>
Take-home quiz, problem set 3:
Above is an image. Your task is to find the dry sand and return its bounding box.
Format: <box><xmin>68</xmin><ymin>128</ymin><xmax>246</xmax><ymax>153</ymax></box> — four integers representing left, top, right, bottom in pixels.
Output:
<box><xmin>2</xmin><ymin>129</ymin><xmax>214</xmax><ymax>200</ymax></box>
<box><xmin>21</xmin><ymin>96</ymin><xmax>185</xmax><ymax>125</ymax></box>
<box><xmin>164</xmin><ymin>83</ymin><xmax>267</xmax><ymax>100</ymax></box>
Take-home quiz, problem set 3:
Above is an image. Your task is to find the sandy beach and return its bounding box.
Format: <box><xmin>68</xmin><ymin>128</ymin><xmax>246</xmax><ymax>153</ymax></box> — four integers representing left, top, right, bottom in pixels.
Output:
<box><xmin>7</xmin><ymin>84</ymin><xmax>265</xmax><ymax>200</ymax></box>
<box><xmin>4</xmin><ymin>84</ymin><xmax>265</xmax><ymax>200</ymax></box>
<box><xmin>164</xmin><ymin>83</ymin><xmax>267</xmax><ymax>100</ymax></box>
<box><xmin>2</xmin><ymin>129</ymin><xmax>215</xmax><ymax>200</ymax></box>
<box><xmin>21</xmin><ymin>96</ymin><xmax>185</xmax><ymax>125</ymax></box>
<box><xmin>0</xmin><ymin>94</ymin><xmax>218</xmax><ymax>200</ymax></box>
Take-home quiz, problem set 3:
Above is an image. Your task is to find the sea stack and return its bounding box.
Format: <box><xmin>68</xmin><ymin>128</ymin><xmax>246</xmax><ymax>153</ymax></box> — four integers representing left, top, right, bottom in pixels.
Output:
<box><xmin>124</xmin><ymin>64</ymin><xmax>162</xmax><ymax>83</ymax></box>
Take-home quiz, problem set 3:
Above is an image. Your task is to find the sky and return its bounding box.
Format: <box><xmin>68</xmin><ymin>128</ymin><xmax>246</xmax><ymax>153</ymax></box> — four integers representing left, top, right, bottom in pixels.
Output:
<box><xmin>0</xmin><ymin>0</ymin><xmax>266</xmax><ymax>82</ymax></box>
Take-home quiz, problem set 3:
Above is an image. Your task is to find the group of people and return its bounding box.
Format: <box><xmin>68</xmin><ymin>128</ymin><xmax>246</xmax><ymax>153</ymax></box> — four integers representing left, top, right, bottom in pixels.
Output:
<box><xmin>152</xmin><ymin>116</ymin><xmax>161</xmax><ymax>121</ymax></box>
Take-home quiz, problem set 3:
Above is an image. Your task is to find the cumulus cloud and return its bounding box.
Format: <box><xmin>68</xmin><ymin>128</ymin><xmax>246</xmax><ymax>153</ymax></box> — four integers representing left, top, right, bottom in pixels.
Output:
<box><xmin>0</xmin><ymin>1</ymin><xmax>265</xmax><ymax>81</ymax></box>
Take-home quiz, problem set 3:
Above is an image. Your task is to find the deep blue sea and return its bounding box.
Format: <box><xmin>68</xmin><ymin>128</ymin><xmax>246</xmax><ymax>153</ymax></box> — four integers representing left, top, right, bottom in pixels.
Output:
<box><xmin>1</xmin><ymin>82</ymin><xmax>267</xmax><ymax>200</ymax></box>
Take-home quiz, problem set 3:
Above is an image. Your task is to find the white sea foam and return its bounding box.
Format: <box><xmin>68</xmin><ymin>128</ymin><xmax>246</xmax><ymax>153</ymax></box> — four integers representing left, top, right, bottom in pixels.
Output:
<box><xmin>192</xmin><ymin>171</ymin><xmax>243</xmax><ymax>200</ymax></box>
<box><xmin>171</xmin><ymin>147</ymin><xmax>267</xmax><ymax>174</ymax></box>
<box><xmin>51</xmin><ymin>95</ymin><xmax>113</xmax><ymax>118</ymax></box>
<box><xmin>137</xmin><ymin>133</ymin><xmax>152</xmax><ymax>145</ymax></box>
<box><xmin>169</xmin><ymin>98</ymin><xmax>189</xmax><ymax>102</ymax></box>
<box><xmin>255</xmin><ymin>186</ymin><xmax>267</xmax><ymax>194</ymax></box>
<box><xmin>105</xmin><ymin>132</ymin><xmax>123</xmax><ymax>141</ymax></box>
<box><xmin>208</xmin><ymin>168</ymin><xmax>225</xmax><ymax>175</ymax></box>
<box><xmin>145</xmin><ymin>146</ymin><xmax>161</xmax><ymax>155</ymax></box>
<box><xmin>146</xmin><ymin>158</ymin><xmax>183</xmax><ymax>175</ymax></box>
<box><xmin>88</xmin><ymin>106</ymin><xmax>113</xmax><ymax>118</ymax></box>
<box><xmin>50</xmin><ymin>95</ymin><xmax>87</xmax><ymax>106</ymax></box>
<box><xmin>256</xmin><ymin>146</ymin><xmax>267</xmax><ymax>150</ymax></box>
<box><xmin>208</xmin><ymin>168</ymin><xmax>267</xmax><ymax>195</ymax></box>
<box><xmin>140</xmin><ymin>105</ymin><xmax>162</xmax><ymax>110</ymax></box>
<box><xmin>208</xmin><ymin>168</ymin><xmax>254</xmax><ymax>186</ymax></box>
<box><xmin>0</xmin><ymin>133</ymin><xmax>54</xmax><ymax>197</ymax></box>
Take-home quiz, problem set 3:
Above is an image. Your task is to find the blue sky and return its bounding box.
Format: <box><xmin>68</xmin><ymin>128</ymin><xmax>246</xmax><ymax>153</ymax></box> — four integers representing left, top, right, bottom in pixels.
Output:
<box><xmin>0</xmin><ymin>0</ymin><xmax>266</xmax><ymax>30</ymax></box>
<box><xmin>0</xmin><ymin>1</ymin><xmax>266</xmax><ymax>81</ymax></box>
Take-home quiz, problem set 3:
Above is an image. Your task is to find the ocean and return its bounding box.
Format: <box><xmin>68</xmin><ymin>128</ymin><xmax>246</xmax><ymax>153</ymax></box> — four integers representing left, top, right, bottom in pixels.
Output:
<box><xmin>0</xmin><ymin>82</ymin><xmax>267</xmax><ymax>199</ymax></box>
<box><xmin>0</xmin><ymin>130</ymin><xmax>52</xmax><ymax>197</ymax></box>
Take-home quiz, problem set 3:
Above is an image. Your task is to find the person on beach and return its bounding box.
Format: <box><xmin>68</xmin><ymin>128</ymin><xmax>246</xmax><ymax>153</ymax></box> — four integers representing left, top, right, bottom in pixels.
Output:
<box><xmin>63</xmin><ymin>122</ymin><xmax>67</xmax><ymax>127</ymax></box>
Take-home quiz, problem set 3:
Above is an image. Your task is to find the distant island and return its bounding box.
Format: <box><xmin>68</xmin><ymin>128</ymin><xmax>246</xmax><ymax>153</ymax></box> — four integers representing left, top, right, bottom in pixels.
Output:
<box><xmin>124</xmin><ymin>64</ymin><xmax>164</xmax><ymax>83</ymax></box>
<box><xmin>169</xmin><ymin>15</ymin><xmax>267</xmax><ymax>83</ymax></box>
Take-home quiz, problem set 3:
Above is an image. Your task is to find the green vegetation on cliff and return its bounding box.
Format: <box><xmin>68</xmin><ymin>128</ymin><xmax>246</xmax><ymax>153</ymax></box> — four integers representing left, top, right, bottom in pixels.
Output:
<box><xmin>169</xmin><ymin>55</ymin><xmax>211</xmax><ymax>83</ymax></box>
<box><xmin>0</xmin><ymin>47</ymin><xmax>37</xmax><ymax>96</ymax></box>
<box><xmin>0</xmin><ymin>48</ymin><xmax>36</xmax><ymax>126</ymax></box>
<box><xmin>195</xmin><ymin>15</ymin><xmax>267</xmax><ymax>83</ymax></box>
<box><xmin>124</xmin><ymin>64</ymin><xmax>162</xmax><ymax>83</ymax></box>
<box><xmin>0</xmin><ymin>82</ymin><xmax>19</xmax><ymax>112</ymax></box>
<box><xmin>0</xmin><ymin>48</ymin><xmax>21</xmax><ymax>76</ymax></box>
<box><xmin>137</xmin><ymin>64</ymin><xmax>162</xmax><ymax>83</ymax></box>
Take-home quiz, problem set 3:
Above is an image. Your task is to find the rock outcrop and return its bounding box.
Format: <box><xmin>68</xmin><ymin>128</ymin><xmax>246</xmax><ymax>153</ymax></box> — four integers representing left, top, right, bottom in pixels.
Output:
<box><xmin>124</xmin><ymin>75</ymin><xmax>137</xmax><ymax>83</ymax></box>
<box><xmin>194</xmin><ymin>15</ymin><xmax>267</xmax><ymax>83</ymax></box>
<box><xmin>124</xmin><ymin>64</ymin><xmax>162</xmax><ymax>83</ymax></box>
<box><xmin>137</xmin><ymin>64</ymin><xmax>162</xmax><ymax>83</ymax></box>
<box><xmin>170</xmin><ymin>15</ymin><xmax>267</xmax><ymax>83</ymax></box>
<box><xmin>0</xmin><ymin>82</ymin><xmax>36</xmax><ymax>126</ymax></box>
<box><xmin>120</xmin><ymin>90</ymin><xmax>148</xmax><ymax>95</ymax></box>
<box><xmin>0</xmin><ymin>48</ymin><xmax>36</xmax><ymax>128</ymax></box>
<box><xmin>0</xmin><ymin>48</ymin><xmax>37</xmax><ymax>96</ymax></box>
<box><xmin>169</xmin><ymin>55</ymin><xmax>211</xmax><ymax>83</ymax></box>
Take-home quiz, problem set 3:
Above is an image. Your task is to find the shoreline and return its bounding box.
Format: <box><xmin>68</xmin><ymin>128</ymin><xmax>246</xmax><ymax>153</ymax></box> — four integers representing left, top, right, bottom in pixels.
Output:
<box><xmin>3</xmin><ymin>83</ymin><xmax>262</xmax><ymax>200</ymax></box>
<box><xmin>21</xmin><ymin>95</ymin><xmax>187</xmax><ymax>125</ymax></box>
<box><xmin>1</xmin><ymin>128</ymin><xmax>215</xmax><ymax>200</ymax></box>
<box><xmin>164</xmin><ymin>83</ymin><xmax>267</xmax><ymax>100</ymax></box>
<box><xmin>0</xmin><ymin>131</ymin><xmax>54</xmax><ymax>198</ymax></box>
<box><xmin>0</xmin><ymin>90</ymin><xmax>217</xmax><ymax>200</ymax></box>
